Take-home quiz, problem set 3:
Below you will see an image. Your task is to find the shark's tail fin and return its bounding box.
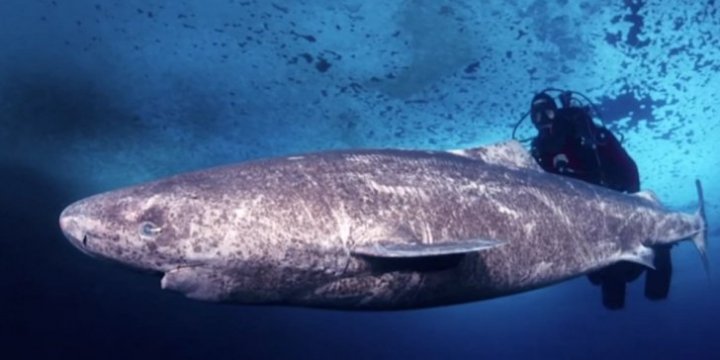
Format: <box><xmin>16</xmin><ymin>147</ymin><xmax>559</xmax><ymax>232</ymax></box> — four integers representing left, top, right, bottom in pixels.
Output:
<box><xmin>693</xmin><ymin>179</ymin><xmax>709</xmax><ymax>276</ymax></box>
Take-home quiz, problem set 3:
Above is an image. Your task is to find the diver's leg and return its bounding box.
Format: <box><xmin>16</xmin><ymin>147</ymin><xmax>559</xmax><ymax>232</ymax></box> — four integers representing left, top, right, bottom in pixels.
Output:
<box><xmin>601</xmin><ymin>276</ymin><xmax>626</xmax><ymax>310</ymax></box>
<box><xmin>645</xmin><ymin>245</ymin><xmax>673</xmax><ymax>300</ymax></box>
<box><xmin>597</xmin><ymin>264</ymin><xmax>626</xmax><ymax>310</ymax></box>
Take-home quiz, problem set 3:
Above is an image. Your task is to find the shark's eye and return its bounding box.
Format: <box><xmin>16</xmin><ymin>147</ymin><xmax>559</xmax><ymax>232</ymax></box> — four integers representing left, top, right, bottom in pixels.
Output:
<box><xmin>139</xmin><ymin>221</ymin><xmax>162</xmax><ymax>238</ymax></box>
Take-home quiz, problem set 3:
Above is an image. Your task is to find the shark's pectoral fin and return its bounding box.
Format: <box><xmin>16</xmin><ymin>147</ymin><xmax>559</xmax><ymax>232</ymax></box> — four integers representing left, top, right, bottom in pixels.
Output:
<box><xmin>352</xmin><ymin>239</ymin><xmax>503</xmax><ymax>272</ymax></box>
<box><xmin>352</xmin><ymin>238</ymin><xmax>503</xmax><ymax>258</ymax></box>
<box><xmin>161</xmin><ymin>266</ymin><xmax>229</xmax><ymax>301</ymax></box>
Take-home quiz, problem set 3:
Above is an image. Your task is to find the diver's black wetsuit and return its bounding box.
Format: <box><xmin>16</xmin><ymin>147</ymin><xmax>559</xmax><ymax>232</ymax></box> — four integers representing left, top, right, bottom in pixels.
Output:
<box><xmin>530</xmin><ymin>102</ymin><xmax>672</xmax><ymax>309</ymax></box>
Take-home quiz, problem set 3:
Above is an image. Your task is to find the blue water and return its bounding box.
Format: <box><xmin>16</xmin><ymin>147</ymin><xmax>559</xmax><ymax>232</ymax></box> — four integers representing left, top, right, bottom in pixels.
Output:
<box><xmin>1</xmin><ymin>1</ymin><xmax>719</xmax><ymax>359</ymax></box>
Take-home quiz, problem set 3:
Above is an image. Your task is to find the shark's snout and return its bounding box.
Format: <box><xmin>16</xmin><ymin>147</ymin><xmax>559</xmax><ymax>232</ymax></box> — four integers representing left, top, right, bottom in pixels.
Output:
<box><xmin>59</xmin><ymin>201</ymin><xmax>91</xmax><ymax>252</ymax></box>
<box><xmin>58</xmin><ymin>193</ymin><xmax>175</xmax><ymax>272</ymax></box>
<box><xmin>60</xmin><ymin>203</ymin><xmax>79</xmax><ymax>238</ymax></box>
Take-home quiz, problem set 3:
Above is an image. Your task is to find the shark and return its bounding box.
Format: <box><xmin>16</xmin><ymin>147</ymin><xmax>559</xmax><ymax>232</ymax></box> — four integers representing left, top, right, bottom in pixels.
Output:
<box><xmin>58</xmin><ymin>140</ymin><xmax>708</xmax><ymax>309</ymax></box>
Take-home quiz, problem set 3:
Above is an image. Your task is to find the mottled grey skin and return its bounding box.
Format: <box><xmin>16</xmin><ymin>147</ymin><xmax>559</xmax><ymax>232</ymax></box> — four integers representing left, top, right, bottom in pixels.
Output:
<box><xmin>59</xmin><ymin>141</ymin><xmax>707</xmax><ymax>310</ymax></box>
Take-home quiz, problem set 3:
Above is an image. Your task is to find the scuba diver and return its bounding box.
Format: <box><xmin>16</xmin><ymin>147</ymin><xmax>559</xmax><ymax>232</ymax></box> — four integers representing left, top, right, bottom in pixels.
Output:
<box><xmin>521</xmin><ymin>88</ymin><xmax>673</xmax><ymax>310</ymax></box>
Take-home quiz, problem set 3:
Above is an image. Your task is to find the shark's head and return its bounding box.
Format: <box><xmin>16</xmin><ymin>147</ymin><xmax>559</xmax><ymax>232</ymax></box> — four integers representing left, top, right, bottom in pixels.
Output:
<box><xmin>58</xmin><ymin>171</ymin><xmax>302</xmax><ymax>303</ymax></box>
<box><xmin>59</xmin><ymin>181</ymin><xmax>205</xmax><ymax>274</ymax></box>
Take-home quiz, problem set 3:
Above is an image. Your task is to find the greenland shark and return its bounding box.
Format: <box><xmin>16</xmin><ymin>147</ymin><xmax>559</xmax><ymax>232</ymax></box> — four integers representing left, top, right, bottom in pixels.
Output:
<box><xmin>59</xmin><ymin>140</ymin><xmax>707</xmax><ymax>310</ymax></box>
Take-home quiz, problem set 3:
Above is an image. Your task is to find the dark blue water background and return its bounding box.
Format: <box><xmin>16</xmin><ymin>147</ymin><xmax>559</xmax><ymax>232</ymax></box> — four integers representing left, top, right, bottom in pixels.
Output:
<box><xmin>1</xmin><ymin>1</ymin><xmax>719</xmax><ymax>359</ymax></box>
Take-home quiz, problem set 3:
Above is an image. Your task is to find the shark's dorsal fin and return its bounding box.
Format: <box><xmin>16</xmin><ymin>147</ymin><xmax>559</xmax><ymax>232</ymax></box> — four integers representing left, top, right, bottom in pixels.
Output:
<box><xmin>634</xmin><ymin>190</ymin><xmax>663</xmax><ymax>206</ymax></box>
<box><xmin>352</xmin><ymin>238</ymin><xmax>503</xmax><ymax>258</ymax></box>
<box><xmin>448</xmin><ymin>140</ymin><xmax>543</xmax><ymax>172</ymax></box>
